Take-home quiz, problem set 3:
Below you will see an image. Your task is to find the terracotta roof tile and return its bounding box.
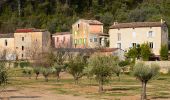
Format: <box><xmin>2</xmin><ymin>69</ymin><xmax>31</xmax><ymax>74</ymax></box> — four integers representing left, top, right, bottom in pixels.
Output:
<box><xmin>15</xmin><ymin>28</ymin><xmax>46</xmax><ymax>33</ymax></box>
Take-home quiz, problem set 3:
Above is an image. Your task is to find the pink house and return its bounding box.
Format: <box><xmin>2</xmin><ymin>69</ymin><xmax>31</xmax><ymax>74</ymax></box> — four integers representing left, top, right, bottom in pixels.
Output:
<box><xmin>52</xmin><ymin>32</ymin><xmax>72</xmax><ymax>48</ymax></box>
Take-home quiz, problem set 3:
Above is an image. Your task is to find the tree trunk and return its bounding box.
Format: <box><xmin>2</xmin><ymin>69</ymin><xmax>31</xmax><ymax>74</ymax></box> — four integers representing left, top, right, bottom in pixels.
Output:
<box><xmin>74</xmin><ymin>77</ymin><xmax>78</xmax><ymax>84</ymax></box>
<box><xmin>45</xmin><ymin>76</ymin><xmax>48</xmax><ymax>82</ymax></box>
<box><xmin>98</xmin><ymin>80</ymin><xmax>103</xmax><ymax>93</ymax></box>
<box><xmin>141</xmin><ymin>82</ymin><xmax>147</xmax><ymax>100</ymax></box>
<box><xmin>35</xmin><ymin>73</ymin><xmax>39</xmax><ymax>80</ymax></box>
<box><xmin>56</xmin><ymin>73</ymin><xmax>60</xmax><ymax>81</ymax></box>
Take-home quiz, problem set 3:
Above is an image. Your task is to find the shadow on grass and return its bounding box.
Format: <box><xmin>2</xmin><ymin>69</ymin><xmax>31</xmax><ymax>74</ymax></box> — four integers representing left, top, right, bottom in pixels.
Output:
<box><xmin>105</xmin><ymin>87</ymin><xmax>138</xmax><ymax>91</ymax></box>
<box><xmin>1</xmin><ymin>89</ymin><xmax>19</xmax><ymax>92</ymax></box>
<box><xmin>152</xmin><ymin>96</ymin><xmax>170</xmax><ymax>99</ymax></box>
<box><xmin>0</xmin><ymin>96</ymin><xmax>40</xmax><ymax>100</ymax></box>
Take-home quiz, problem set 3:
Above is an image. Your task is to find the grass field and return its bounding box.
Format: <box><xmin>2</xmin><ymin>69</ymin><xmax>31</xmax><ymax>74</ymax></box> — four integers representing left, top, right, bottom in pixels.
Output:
<box><xmin>1</xmin><ymin>68</ymin><xmax>170</xmax><ymax>100</ymax></box>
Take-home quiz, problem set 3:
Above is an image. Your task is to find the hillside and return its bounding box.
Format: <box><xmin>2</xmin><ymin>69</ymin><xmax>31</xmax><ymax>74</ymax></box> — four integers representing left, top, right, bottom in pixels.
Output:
<box><xmin>0</xmin><ymin>0</ymin><xmax>170</xmax><ymax>36</ymax></box>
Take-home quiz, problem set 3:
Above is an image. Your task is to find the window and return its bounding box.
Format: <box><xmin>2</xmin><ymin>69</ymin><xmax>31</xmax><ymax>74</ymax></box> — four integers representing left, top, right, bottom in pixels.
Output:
<box><xmin>148</xmin><ymin>31</ymin><xmax>153</xmax><ymax>37</ymax></box>
<box><xmin>78</xmin><ymin>24</ymin><xmax>80</xmax><ymax>28</ymax></box>
<box><xmin>117</xmin><ymin>43</ymin><xmax>121</xmax><ymax>49</ymax></box>
<box><xmin>74</xmin><ymin>39</ymin><xmax>77</xmax><ymax>44</ymax></box>
<box><xmin>149</xmin><ymin>42</ymin><xmax>154</xmax><ymax>48</ymax></box>
<box><xmin>56</xmin><ymin>37</ymin><xmax>59</xmax><ymax>42</ymax></box>
<box><xmin>22</xmin><ymin>54</ymin><xmax>24</xmax><ymax>58</ymax></box>
<box><xmin>22</xmin><ymin>37</ymin><xmax>24</xmax><ymax>41</ymax></box>
<box><xmin>22</xmin><ymin>46</ymin><xmax>24</xmax><ymax>51</ymax></box>
<box><xmin>90</xmin><ymin>38</ymin><xmax>93</xmax><ymax>42</ymax></box>
<box><xmin>94</xmin><ymin>37</ymin><xmax>98</xmax><ymax>42</ymax></box>
<box><xmin>5</xmin><ymin>40</ymin><xmax>7</xmax><ymax>46</ymax></box>
<box><xmin>118</xmin><ymin>33</ymin><xmax>121</xmax><ymax>41</ymax></box>
<box><xmin>132</xmin><ymin>43</ymin><xmax>137</xmax><ymax>47</ymax></box>
<box><xmin>63</xmin><ymin>37</ymin><xmax>65</xmax><ymax>43</ymax></box>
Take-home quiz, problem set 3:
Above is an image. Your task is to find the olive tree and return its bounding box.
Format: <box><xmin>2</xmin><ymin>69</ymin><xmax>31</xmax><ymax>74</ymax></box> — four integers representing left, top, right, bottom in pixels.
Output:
<box><xmin>67</xmin><ymin>54</ymin><xmax>87</xmax><ymax>84</ymax></box>
<box><xmin>41</xmin><ymin>67</ymin><xmax>55</xmax><ymax>82</ymax></box>
<box><xmin>33</xmin><ymin>67</ymin><xmax>41</xmax><ymax>80</ymax></box>
<box><xmin>88</xmin><ymin>55</ymin><xmax>113</xmax><ymax>93</ymax></box>
<box><xmin>134</xmin><ymin>62</ymin><xmax>160</xmax><ymax>100</ymax></box>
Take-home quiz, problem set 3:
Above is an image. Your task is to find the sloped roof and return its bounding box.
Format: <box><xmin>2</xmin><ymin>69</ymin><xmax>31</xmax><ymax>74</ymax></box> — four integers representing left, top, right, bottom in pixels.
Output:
<box><xmin>110</xmin><ymin>22</ymin><xmax>165</xmax><ymax>29</ymax></box>
<box><xmin>73</xmin><ymin>19</ymin><xmax>103</xmax><ymax>26</ymax></box>
<box><xmin>15</xmin><ymin>28</ymin><xmax>47</xmax><ymax>33</ymax></box>
<box><xmin>83</xmin><ymin>19</ymin><xmax>103</xmax><ymax>25</ymax></box>
<box><xmin>0</xmin><ymin>33</ymin><xmax>14</xmax><ymax>38</ymax></box>
<box><xmin>52</xmin><ymin>32</ymin><xmax>71</xmax><ymax>36</ymax></box>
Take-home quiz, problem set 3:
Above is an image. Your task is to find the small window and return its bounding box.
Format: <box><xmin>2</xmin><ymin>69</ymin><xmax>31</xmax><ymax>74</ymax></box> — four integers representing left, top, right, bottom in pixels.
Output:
<box><xmin>90</xmin><ymin>38</ymin><xmax>93</xmax><ymax>42</ymax></box>
<box><xmin>22</xmin><ymin>46</ymin><xmax>24</xmax><ymax>50</ymax></box>
<box><xmin>117</xmin><ymin>43</ymin><xmax>121</xmax><ymax>49</ymax></box>
<box><xmin>63</xmin><ymin>37</ymin><xmax>65</xmax><ymax>42</ymax></box>
<box><xmin>22</xmin><ymin>37</ymin><xmax>24</xmax><ymax>41</ymax></box>
<box><xmin>94</xmin><ymin>38</ymin><xmax>98</xmax><ymax>42</ymax></box>
<box><xmin>5</xmin><ymin>40</ymin><xmax>7</xmax><ymax>46</ymax></box>
<box><xmin>78</xmin><ymin>24</ymin><xmax>80</xmax><ymax>28</ymax></box>
<box><xmin>56</xmin><ymin>37</ymin><xmax>59</xmax><ymax>42</ymax></box>
<box><xmin>148</xmin><ymin>31</ymin><xmax>153</xmax><ymax>37</ymax></box>
<box><xmin>149</xmin><ymin>42</ymin><xmax>153</xmax><ymax>48</ymax></box>
<box><xmin>132</xmin><ymin>43</ymin><xmax>137</xmax><ymax>47</ymax></box>
<box><xmin>118</xmin><ymin>33</ymin><xmax>121</xmax><ymax>41</ymax></box>
<box><xmin>22</xmin><ymin>54</ymin><xmax>24</xmax><ymax>57</ymax></box>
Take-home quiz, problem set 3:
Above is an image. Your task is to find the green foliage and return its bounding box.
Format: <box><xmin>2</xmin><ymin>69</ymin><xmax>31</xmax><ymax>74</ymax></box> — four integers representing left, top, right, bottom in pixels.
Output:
<box><xmin>20</xmin><ymin>61</ymin><xmax>30</xmax><ymax>68</ymax></box>
<box><xmin>22</xmin><ymin>67</ymin><xmax>33</xmax><ymax>79</ymax></box>
<box><xmin>126</xmin><ymin>47</ymin><xmax>138</xmax><ymax>59</ymax></box>
<box><xmin>134</xmin><ymin>62</ymin><xmax>160</xmax><ymax>83</ymax></box>
<box><xmin>160</xmin><ymin>44</ymin><xmax>169</xmax><ymax>60</ymax></box>
<box><xmin>0</xmin><ymin>62</ymin><xmax>8</xmax><ymax>86</ymax></box>
<box><xmin>88</xmin><ymin>55</ymin><xmax>113</xmax><ymax>92</ymax></box>
<box><xmin>119</xmin><ymin>60</ymin><xmax>130</xmax><ymax>67</ymax></box>
<box><xmin>67</xmin><ymin>54</ymin><xmax>87</xmax><ymax>84</ymax></box>
<box><xmin>140</xmin><ymin>43</ymin><xmax>152</xmax><ymax>61</ymax></box>
<box><xmin>133</xmin><ymin>62</ymin><xmax>160</xmax><ymax>99</ymax></box>
<box><xmin>40</xmin><ymin>67</ymin><xmax>56</xmax><ymax>82</ymax></box>
<box><xmin>33</xmin><ymin>67</ymin><xmax>41</xmax><ymax>80</ymax></box>
<box><xmin>0</xmin><ymin>0</ymin><xmax>169</xmax><ymax>36</ymax></box>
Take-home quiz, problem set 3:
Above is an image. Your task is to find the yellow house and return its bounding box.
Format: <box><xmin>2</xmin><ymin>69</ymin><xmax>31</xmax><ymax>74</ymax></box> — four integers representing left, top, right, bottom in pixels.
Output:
<box><xmin>14</xmin><ymin>28</ymin><xmax>51</xmax><ymax>60</ymax></box>
<box><xmin>109</xmin><ymin>20</ymin><xmax>168</xmax><ymax>56</ymax></box>
<box><xmin>0</xmin><ymin>33</ymin><xmax>15</xmax><ymax>60</ymax></box>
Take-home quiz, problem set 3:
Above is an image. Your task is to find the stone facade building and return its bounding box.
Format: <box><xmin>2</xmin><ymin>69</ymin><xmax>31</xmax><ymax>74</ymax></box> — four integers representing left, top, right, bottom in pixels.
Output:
<box><xmin>109</xmin><ymin>20</ymin><xmax>168</xmax><ymax>56</ymax></box>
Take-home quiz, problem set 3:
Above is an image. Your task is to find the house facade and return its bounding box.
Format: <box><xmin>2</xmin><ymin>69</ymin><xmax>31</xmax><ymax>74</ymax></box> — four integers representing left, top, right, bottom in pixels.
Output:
<box><xmin>52</xmin><ymin>32</ymin><xmax>72</xmax><ymax>48</ymax></box>
<box><xmin>109</xmin><ymin>20</ymin><xmax>168</xmax><ymax>56</ymax></box>
<box><xmin>0</xmin><ymin>34</ymin><xmax>15</xmax><ymax>60</ymax></box>
<box><xmin>14</xmin><ymin>28</ymin><xmax>51</xmax><ymax>60</ymax></box>
<box><xmin>72</xmin><ymin>19</ymin><xmax>109</xmax><ymax>48</ymax></box>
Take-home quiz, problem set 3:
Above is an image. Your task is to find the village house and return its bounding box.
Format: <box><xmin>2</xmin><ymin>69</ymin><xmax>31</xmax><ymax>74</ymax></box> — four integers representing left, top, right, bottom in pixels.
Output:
<box><xmin>0</xmin><ymin>33</ymin><xmax>15</xmax><ymax>60</ymax></box>
<box><xmin>109</xmin><ymin>20</ymin><xmax>168</xmax><ymax>57</ymax></box>
<box><xmin>14</xmin><ymin>28</ymin><xmax>51</xmax><ymax>60</ymax></box>
<box><xmin>72</xmin><ymin>19</ymin><xmax>109</xmax><ymax>48</ymax></box>
<box><xmin>52</xmin><ymin>32</ymin><xmax>72</xmax><ymax>48</ymax></box>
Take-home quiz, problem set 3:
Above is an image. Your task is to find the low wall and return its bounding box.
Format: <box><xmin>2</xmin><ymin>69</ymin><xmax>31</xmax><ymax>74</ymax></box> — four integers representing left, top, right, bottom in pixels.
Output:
<box><xmin>136</xmin><ymin>61</ymin><xmax>170</xmax><ymax>74</ymax></box>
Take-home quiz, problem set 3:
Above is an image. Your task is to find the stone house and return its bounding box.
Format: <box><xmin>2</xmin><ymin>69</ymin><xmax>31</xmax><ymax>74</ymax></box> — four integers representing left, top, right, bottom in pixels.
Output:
<box><xmin>72</xmin><ymin>19</ymin><xmax>109</xmax><ymax>48</ymax></box>
<box><xmin>109</xmin><ymin>20</ymin><xmax>168</xmax><ymax>57</ymax></box>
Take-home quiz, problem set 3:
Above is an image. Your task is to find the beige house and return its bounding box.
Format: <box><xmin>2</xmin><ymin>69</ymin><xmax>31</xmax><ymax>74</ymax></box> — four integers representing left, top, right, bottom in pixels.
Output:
<box><xmin>14</xmin><ymin>28</ymin><xmax>51</xmax><ymax>60</ymax></box>
<box><xmin>0</xmin><ymin>33</ymin><xmax>15</xmax><ymax>60</ymax></box>
<box><xmin>72</xmin><ymin>19</ymin><xmax>109</xmax><ymax>48</ymax></box>
<box><xmin>109</xmin><ymin>20</ymin><xmax>168</xmax><ymax>56</ymax></box>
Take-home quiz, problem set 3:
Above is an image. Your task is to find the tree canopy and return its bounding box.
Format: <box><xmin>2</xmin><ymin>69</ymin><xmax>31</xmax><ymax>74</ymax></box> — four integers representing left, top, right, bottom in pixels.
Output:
<box><xmin>0</xmin><ymin>0</ymin><xmax>169</xmax><ymax>35</ymax></box>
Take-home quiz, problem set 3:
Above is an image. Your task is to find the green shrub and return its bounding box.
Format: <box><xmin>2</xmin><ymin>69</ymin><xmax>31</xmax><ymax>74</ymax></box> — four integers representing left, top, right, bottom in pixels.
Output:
<box><xmin>20</xmin><ymin>61</ymin><xmax>30</xmax><ymax>68</ymax></box>
<box><xmin>0</xmin><ymin>62</ymin><xmax>8</xmax><ymax>86</ymax></box>
<box><xmin>160</xmin><ymin>44</ymin><xmax>168</xmax><ymax>60</ymax></box>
